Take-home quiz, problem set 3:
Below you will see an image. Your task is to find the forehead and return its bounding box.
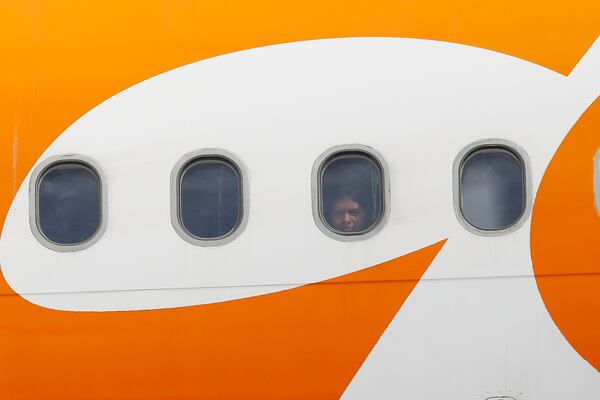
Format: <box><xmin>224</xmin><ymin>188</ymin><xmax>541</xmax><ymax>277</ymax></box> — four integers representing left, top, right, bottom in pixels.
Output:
<box><xmin>333</xmin><ymin>197</ymin><xmax>360</xmax><ymax>207</ymax></box>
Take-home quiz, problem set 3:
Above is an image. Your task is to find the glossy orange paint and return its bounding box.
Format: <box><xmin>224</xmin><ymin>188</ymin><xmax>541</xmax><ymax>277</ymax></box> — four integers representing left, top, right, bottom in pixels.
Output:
<box><xmin>1</xmin><ymin>1</ymin><xmax>599</xmax><ymax>397</ymax></box>
<box><xmin>531</xmin><ymin>97</ymin><xmax>600</xmax><ymax>372</ymax></box>
<box><xmin>0</xmin><ymin>240</ymin><xmax>445</xmax><ymax>399</ymax></box>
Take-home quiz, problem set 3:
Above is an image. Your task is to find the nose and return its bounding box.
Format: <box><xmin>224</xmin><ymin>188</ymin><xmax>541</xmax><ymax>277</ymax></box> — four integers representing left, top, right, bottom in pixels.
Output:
<box><xmin>343</xmin><ymin>212</ymin><xmax>353</xmax><ymax>223</ymax></box>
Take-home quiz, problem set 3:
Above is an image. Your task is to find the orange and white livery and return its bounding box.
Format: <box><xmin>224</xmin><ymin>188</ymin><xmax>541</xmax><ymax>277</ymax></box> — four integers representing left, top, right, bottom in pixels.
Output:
<box><xmin>0</xmin><ymin>1</ymin><xmax>599</xmax><ymax>399</ymax></box>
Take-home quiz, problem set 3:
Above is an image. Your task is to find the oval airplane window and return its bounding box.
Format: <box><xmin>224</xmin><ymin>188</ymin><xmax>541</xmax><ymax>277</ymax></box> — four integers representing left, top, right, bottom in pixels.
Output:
<box><xmin>175</xmin><ymin>154</ymin><xmax>244</xmax><ymax>243</ymax></box>
<box><xmin>317</xmin><ymin>149</ymin><xmax>385</xmax><ymax>237</ymax></box>
<box><xmin>459</xmin><ymin>145</ymin><xmax>526</xmax><ymax>231</ymax></box>
<box><xmin>33</xmin><ymin>159</ymin><xmax>104</xmax><ymax>250</ymax></box>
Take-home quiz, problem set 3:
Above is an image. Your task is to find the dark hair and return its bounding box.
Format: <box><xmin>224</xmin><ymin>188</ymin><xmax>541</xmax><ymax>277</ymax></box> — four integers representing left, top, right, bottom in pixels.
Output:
<box><xmin>324</xmin><ymin>187</ymin><xmax>374</xmax><ymax>222</ymax></box>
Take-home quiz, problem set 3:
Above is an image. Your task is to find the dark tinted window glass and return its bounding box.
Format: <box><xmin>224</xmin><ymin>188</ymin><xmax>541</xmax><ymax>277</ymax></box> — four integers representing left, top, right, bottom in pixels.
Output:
<box><xmin>38</xmin><ymin>162</ymin><xmax>101</xmax><ymax>245</ymax></box>
<box><xmin>320</xmin><ymin>152</ymin><xmax>383</xmax><ymax>235</ymax></box>
<box><xmin>460</xmin><ymin>147</ymin><xmax>525</xmax><ymax>230</ymax></box>
<box><xmin>179</xmin><ymin>158</ymin><xmax>241</xmax><ymax>239</ymax></box>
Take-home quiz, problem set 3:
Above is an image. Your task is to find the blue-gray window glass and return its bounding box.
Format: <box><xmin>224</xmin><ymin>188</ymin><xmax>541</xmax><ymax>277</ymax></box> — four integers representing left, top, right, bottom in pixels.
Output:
<box><xmin>179</xmin><ymin>157</ymin><xmax>241</xmax><ymax>239</ymax></box>
<box><xmin>37</xmin><ymin>162</ymin><xmax>101</xmax><ymax>245</ymax></box>
<box><xmin>459</xmin><ymin>147</ymin><xmax>525</xmax><ymax>230</ymax></box>
<box><xmin>320</xmin><ymin>152</ymin><xmax>383</xmax><ymax>235</ymax></box>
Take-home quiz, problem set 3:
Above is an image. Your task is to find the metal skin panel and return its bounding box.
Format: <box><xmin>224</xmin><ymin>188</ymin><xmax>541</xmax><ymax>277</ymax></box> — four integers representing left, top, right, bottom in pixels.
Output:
<box><xmin>0</xmin><ymin>2</ymin><xmax>599</xmax><ymax>399</ymax></box>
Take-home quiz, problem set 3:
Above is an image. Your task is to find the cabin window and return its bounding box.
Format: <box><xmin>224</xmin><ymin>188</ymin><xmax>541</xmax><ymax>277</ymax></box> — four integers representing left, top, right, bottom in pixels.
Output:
<box><xmin>316</xmin><ymin>148</ymin><xmax>386</xmax><ymax>237</ymax></box>
<box><xmin>458</xmin><ymin>144</ymin><xmax>527</xmax><ymax>232</ymax></box>
<box><xmin>173</xmin><ymin>151</ymin><xmax>246</xmax><ymax>245</ymax></box>
<box><xmin>32</xmin><ymin>158</ymin><xmax>105</xmax><ymax>250</ymax></box>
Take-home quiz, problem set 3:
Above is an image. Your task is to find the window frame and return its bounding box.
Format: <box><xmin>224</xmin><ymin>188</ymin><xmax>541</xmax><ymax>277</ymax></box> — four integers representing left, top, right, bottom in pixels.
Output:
<box><xmin>311</xmin><ymin>144</ymin><xmax>390</xmax><ymax>242</ymax></box>
<box><xmin>29</xmin><ymin>154</ymin><xmax>108</xmax><ymax>252</ymax></box>
<box><xmin>170</xmin><ymin>149</ymin><xmax>248</xmax><ymax>246</ymax></box>
<box><xmin>453</xmin><ymin>139</ymin><xmax>532</xmax><ymax>236</ymax></box>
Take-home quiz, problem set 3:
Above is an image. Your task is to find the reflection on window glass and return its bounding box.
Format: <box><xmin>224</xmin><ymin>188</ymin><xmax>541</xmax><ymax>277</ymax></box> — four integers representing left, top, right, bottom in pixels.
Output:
<box><xmin>320</xmin><ymin>152</ymin><xmax>383</xmax><ymax>235</ymax></box>
<box><xmin>38</xmin><ymin>162</ymin><xmax>101</xmax><ymax>245</ymax></box>
<box><xmin>179</xmin><ymin>157</ymin><xmax>241</xmax><ymax>239</ymax></box>
<box><xmin>460</xmin><ymin>147</ymin><xmax>525</xmax><ymax>230</ymax></box>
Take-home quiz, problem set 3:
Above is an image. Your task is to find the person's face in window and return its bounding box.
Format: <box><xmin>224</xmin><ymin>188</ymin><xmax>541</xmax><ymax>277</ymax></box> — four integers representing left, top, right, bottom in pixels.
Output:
<box><xmin>329</xmin><ymin>195</ymin><xmax>367</xmax><ymax>233</ymax></box>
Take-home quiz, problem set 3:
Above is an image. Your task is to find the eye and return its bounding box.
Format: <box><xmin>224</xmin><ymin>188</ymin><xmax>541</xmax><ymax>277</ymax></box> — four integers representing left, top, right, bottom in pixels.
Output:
<box><xmin>349</xmin><ymin>209</ymin><xmax>361</xmax><ymax>217</ymax></box>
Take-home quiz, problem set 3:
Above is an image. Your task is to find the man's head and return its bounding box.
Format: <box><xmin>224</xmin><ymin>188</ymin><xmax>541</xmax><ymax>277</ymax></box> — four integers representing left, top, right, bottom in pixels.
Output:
<box><xmin>327</xmin><ymin>194</ymin><xmax>368</xmax><ymax>233</ymax></box>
